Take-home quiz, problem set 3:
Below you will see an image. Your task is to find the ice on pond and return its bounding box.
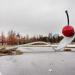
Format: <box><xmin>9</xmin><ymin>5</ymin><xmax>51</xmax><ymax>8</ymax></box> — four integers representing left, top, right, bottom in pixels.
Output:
<box><xmin>0</xmin><ymin>72</ymin><xmax>2</xmax><ymax>75</ymax></box>
<box><xmin>0</xmin><ymin>47</ymin><xmax>74</xmax><ymax>75</ymax></box>
<box><xmin>48</xmin><ymin>69</ymin><xmax>53</xmax><ymax>72</ymax></box>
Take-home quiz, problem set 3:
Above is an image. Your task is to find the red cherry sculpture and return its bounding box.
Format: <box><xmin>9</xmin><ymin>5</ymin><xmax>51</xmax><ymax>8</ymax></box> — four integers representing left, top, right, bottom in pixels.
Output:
<box><xmin>62</xmin><ymin>10</ymin><xmax>74</xmax><ymax>37</ymax></box>
<box><xmin>62</xmin><ymin>26</ymin><xmax>74</xmax><ymax>37</ymax></box>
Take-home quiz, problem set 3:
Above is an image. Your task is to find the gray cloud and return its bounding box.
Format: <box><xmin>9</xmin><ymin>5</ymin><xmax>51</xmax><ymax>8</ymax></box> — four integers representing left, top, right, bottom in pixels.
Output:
<box><xmin>0</xmin><ymin>0</ymin><xmax>74</xmax><ymax>36</ymax></box>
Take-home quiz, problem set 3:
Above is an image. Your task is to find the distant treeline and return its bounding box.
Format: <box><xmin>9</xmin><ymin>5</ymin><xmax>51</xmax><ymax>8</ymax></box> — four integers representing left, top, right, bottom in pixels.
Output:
<box><xmin>0</xmin><ymin>31</ymin><xmax>75</xmax><ymax>45</ymax></box>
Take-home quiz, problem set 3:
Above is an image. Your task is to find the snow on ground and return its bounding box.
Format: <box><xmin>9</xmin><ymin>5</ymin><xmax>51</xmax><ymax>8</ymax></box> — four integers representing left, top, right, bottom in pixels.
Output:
<box><xmin>17</xmin><ymin>46</ymin><xmax>75</xmax><ymax>53</ymax></box>
<box><xmin>0</xmin><ymin>47</ymin><xmax>74</xmax><ymax>75</ymax></box>
<box><xmin>17</xmin><ymin>47</ymin><xmax>54</xmax><ymax>52</ymax></box>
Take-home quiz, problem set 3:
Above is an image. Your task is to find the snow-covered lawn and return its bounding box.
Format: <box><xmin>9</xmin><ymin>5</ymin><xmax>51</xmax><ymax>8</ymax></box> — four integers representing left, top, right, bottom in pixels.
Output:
<box><xmin>0</xmin><ymin>47</ymin><xmax>75</xmax><ymax>75</ymax></box>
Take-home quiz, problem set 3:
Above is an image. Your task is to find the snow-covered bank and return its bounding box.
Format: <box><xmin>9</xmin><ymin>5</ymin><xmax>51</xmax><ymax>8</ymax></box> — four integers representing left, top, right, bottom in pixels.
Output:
<box><xmin>17</xmin><ymin>47</ymin><xmax>54</xmax><ymax>52</ymax></box>
<box><xmin>17</xmin><ymin>41</ymin><xmax>75</xmax><ymax>48</ymax></box>
<box><xmin>17</xmin><ymin>46</ymin><xmax>75</xmax><ymax>53</ymax></box>
<box><xmin>0</xmin><ymin>52</ymin><xmax>75</xmax><ymax>75</ymax></box>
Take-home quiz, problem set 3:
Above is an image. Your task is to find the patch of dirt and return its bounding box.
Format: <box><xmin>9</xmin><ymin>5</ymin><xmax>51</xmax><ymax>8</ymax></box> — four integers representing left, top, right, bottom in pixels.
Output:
<box><xmin>64</xmin><ymin>48</ymin><xmax>71</xmax><ymax>51</ymax></box>
<box><xmin>0</xmin><ymin>49</ymin><xmax>23</xmax><ymax>56</ymax></box>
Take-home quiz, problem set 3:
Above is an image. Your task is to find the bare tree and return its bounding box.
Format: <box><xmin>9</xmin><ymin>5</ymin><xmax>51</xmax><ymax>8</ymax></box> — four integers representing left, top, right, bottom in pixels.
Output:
<box><xmin>7</xmin><ymin>30</ymin><xmax>17</xmax><ymax>45</ymax></box>
<box><xmin>1</xmin><ymin>32</ymin><xmax>6</xmax><ymax>45</ymax></box>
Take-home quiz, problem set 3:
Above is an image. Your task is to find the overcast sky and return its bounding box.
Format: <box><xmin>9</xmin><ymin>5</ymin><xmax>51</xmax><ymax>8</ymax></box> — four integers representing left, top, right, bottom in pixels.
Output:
<box><xmin>0</xmin><ymin>0</ymin><xmax>75</xmax><ymax>36</ymax></box>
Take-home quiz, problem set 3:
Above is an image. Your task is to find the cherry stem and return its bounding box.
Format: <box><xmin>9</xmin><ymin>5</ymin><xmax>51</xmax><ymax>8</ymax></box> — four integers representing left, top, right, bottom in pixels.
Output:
<box><xmin>65</xmin><ymin>10</ymin><xmax>69</xmax><ymax>26</ymax></box>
